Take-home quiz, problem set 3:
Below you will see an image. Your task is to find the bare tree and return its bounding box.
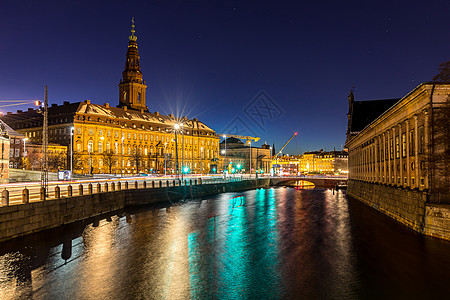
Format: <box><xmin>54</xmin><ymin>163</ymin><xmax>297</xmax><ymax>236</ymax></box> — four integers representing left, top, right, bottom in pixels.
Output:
<box><xmin>48</xmin><ymin>152</ymin><xmax>67</xmax><ymax>172</ymax></box>
<box><xmin>131</xmin><ymin>147</ymin><xmax>143</xmax><ymax>174</ymax></box>
<box><xmin>102</xmin><ymin>150</ymin><xmax>116</xmax><ymax>174</ymax></box>
<box><xmin>429</xmin><ymin>98</ymin><xmax>450</xmax><ymax>203</ymax></box>
<box><xmin>433</xmin><ymin>61</ymin><xmax>450</xmax><ymax>82</ymax></box>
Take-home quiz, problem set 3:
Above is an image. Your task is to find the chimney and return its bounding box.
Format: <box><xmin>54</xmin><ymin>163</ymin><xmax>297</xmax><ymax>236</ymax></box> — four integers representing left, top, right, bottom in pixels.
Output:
<box><xmin>63</xmin><ymin>101</ymin><xmax>70</xmax><ymax>105</ymax></box>
<box><xmin>123</xmin><ymin>106</ymin><xmax>127</xmax><ymax>111</ymax></box>
<box><xmin>104</xmin><ymin>103</ymin><xmax>109</xmax><ymax>108</ymax></box>
<box><xmin>193</xmin><ymin>118</ymin><xmax>198</xmax><ymax>121</ymax></box>
<box><xmin>85</xmin><ymin>100</ymin><xmax>90</xmax><ymax>104</ymax></box>
<box><xmin>51</xmin><ymin>104</ymin><xmax>57</xmax><ymax>108</ymax></box>
<box><xmin>155</xmin><ymin>111</ymin><xmax>159</xmax><ymax>116</ymax></box>
<box><xmin>28</xmin><ymin>108</ymin><xmax>33</xmax><ymax>112</ymax></box>
<box><xmin>169</xmin><ymin>113</ymin><xmax>174</xmax><ymax>118</ymax></box>
<box><xmin>17</xmin><ymin>110</ymin><xmax>23</xmax><ymax>113</ymax></box>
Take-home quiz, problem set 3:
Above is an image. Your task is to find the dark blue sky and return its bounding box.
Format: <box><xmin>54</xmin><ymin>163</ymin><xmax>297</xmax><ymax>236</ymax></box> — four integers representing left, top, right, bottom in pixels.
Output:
<box><xmin>1</xmin><ymin>0</ymin><xmax>449</xmax><ymax>154</ymax></box>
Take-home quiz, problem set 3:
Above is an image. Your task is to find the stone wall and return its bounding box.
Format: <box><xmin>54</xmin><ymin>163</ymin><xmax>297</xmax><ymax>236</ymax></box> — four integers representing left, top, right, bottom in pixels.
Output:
<box><xmin>348</xmin><ymin>179</ymin><xmax>426</xmax><ymax>232</ymax></box>
<box><xmin>424</xmin><ymin>204</ymin><xmax>450</xmax><ymax>240</ymax></box>
<box><xmin>348</xmin><ymin>179</ymin><xmax>450</xmax><ymax>241</ymax></box>
<box><xmin>0</xmin><ymin>178</ymin><xmax>270</xmax><ymax>242</ymax></box>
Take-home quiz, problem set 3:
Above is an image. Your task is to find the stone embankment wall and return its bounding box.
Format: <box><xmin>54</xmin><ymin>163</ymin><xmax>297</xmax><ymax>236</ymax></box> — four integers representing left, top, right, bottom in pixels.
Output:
<box><xmin>0</xmin><ymin>179</ymin><xmax>270</xmax><ymax>242</ymax></box>
<box><xmin>348</xmin><ymin>179</ymin><xmax>450</xmax><ymax>241</ymax></box>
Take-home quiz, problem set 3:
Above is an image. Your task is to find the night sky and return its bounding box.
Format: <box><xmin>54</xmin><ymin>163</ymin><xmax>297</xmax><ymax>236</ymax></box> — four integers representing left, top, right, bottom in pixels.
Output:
<box><xmin>1</xmin><ymin>0</ymin><xmax>449</xmax><ymax>154</ymax></box>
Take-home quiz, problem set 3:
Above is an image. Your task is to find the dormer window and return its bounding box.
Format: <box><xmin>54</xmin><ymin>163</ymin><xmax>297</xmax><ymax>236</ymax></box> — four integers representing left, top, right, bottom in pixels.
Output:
<box><xmin>137</xmin><ymin>92</ymin><xmax>141</xmax><ymax>103</ymax></box>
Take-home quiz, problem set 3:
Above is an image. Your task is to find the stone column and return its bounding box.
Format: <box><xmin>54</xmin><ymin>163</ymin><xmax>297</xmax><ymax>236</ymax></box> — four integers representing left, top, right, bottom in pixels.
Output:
<box><xmin>398</xmin><ymin>124</ymin><xmax>403</xmax><ymax>187</ymax></box>
<box><xmin>383</xmin><ymin>133</ymin><xmax>387</xmax><ymax>183</ymax></box>
<box><xmin>423</xmin><ymin>109</ymin><xmax>429</xmax><ymax>189</ymax></box>
<box><xmin>414</xmin><ymin>114</ymin><xmax>419</xmax><ymax>189</ymax></box>
<box><xmin>392</xmin><ymin>127</ymin><xmax>396</xmax><ymax>185</ymax></box>
<box><xmin>406</xmin><ymin>120</ymin><xmax>410</xmax><ymax>187</ymax></box>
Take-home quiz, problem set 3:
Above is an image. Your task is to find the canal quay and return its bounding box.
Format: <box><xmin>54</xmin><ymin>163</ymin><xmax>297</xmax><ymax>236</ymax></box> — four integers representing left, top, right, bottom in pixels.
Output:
<box><xmin>1</xmin><ymin>185</ymin><xmax>449</xmax><ymax>299</ymax></box>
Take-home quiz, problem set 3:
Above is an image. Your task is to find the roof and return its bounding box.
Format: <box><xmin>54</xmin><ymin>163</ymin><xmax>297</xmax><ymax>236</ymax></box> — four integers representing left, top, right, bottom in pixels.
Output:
<box><xmin>220</xmin><ymin>137</ymin><xmax>244</xmax><ymax>144</ymax></box>
<box><xmin>349</xmin><ymin>99</ymin><xmax>399</xmax><ymax>133</ymax></box>
<box><xmin>0</xmin><ymin>119</ymin><xmax>25</xmax><ymax>138</ymax></box>
<box><xmin>77</xmin><ymin>102</ymin><xmax>215</xmax><ymax>132</ymax></box>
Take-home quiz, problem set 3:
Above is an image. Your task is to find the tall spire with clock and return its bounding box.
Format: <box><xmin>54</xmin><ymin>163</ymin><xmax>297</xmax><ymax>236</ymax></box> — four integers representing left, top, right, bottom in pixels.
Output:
<box><xmin>118</xmin><ymin>17</ymin><xmax>148</xmax><ymax>111</ymax></box>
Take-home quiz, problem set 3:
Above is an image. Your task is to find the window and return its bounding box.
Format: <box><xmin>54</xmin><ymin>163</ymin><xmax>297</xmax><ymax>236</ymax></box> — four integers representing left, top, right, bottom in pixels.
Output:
<box><xmin>77</xmin><ymin>143</ymin><xmax>82</xmax><ymax>152</ymax></box>
<box><xmin>418</xmin><ymin>126</ymin><xmax>424</xmax><ymax>154</ymax></box>
<box><xmin>89</xmin><ymin>128</ymin><xmax>93</xmax><ymax>135</ymax></box>
<box><xmin>144</xmin><ymin>148</ymin><xmax>148</xmax><ymax>155</ymax></box>
<box><xmin>409</xmin><ymin>130</ymin><xmax>415</xmax><ymax>156</ymax></box>
<box><xmin>395</xmin><ymin>136</ymin><xmax>400</xmax><ymax>159</ymax></box>
<box><xmin>133</xmin><ymin>133</ymin><xmax>137</xmax><ymax>140</ymax></box>
<box><xmin>99</xmin><ymin>129</ymin><xmax>103</xmax><ymax>136</ymax></box>
<box><xmin>144</xmin><ymin>135</ymin><xmax>148</xmax><ymax>141</ymax></box>
<box><xmin>88</xmin><ymin>140</ymin><xmax>93</xmax><ymax>152</ymax></box>
<box><xmin>15</xmin><ymin>149</ymin><xmax>20</xmax><ymax>157</ymax></box>
<box><xmin>127</xmin><ymin>146</ymin><xmax>131</xmax><ymax>155</ymax></box>
<box><xmin>107</xmin><ymin>130</ymin><xmax>111</xmax><ymax>137</ymax></box>
<box><xmin>150</xmin><ymin>135</ymin><xmax>154</xmax><ymax>141</ymax></box>
<box><xmin>106</xmin><ymin>142</ymin><xmax>110</xmax><ymax>152</ymax></box>
<box><xmin>98</xmin><ymin>141</ymin><xmax>103</xmax><ymax>153</ymax></box>
<box><xmin>128</xmin><ymin>133</ymin><xmax>131</xmax><ymax>139</ymax></box>
<box><xmin>137</xmin><ymin>92</ymin><xmax>141</xmax><ymax>103</ymax></box>
<box><xmin>115</xmin><ymin>131</ymin><xmax>118</xmax><ymax>138</ymax></box>
<box><xmin>402</xmin><ymin>133</ymin><xmax>406</xmax><ymax>157</ymax></box>
<box><xmin>139</xmin><ymin>134</ymin><xmax>142</xmax><ymax>140</ymax></box>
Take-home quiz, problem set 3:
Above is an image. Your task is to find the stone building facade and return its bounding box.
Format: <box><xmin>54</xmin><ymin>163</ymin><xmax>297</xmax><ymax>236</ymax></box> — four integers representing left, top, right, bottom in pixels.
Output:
<box><xmin>345</xmin><ymin>82</ymin><xmax>450</xmax><ymax>240</ymax></box>
<box><xmin>0</xmin><ymin>20</ymin><xmax>219</xmax><ymax>175</ymax></box>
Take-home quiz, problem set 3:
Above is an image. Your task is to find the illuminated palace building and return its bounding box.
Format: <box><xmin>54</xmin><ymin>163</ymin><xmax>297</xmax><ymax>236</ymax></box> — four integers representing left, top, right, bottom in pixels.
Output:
<box><xmin>0</xmin><ymin>21</ymin><xmax>219</xmax><ymax>174</ymax></box>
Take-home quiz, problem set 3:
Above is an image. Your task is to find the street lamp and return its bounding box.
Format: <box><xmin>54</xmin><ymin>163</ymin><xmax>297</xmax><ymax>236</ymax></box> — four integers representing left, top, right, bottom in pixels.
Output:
<box><xmin>22</xmin><ymin>138</ymin><xmax>28</xmax><ymax>170</ymax></box>
<box><xmin>70</xmin><ymin>127</ymin><xmax>74</xmax><ymax>176</ymax></box>
<box><xmin>222</xmin><ymin>134</ymin><xmax>227</xmax><ymax>174</ymax></box>
<box><xmin>174</xmin><ymin>123</ymin><xmax>180</xmax><ymax>177</ymax></box>
<box><xmin>121</xmin><ymin>136</ymin><xmax>125</xmax><ymax>177</ymax></box>
<box><xmin>249</xmin><ymin>141</ymin><xmax>252</xmax><ymax>177</ymax></box>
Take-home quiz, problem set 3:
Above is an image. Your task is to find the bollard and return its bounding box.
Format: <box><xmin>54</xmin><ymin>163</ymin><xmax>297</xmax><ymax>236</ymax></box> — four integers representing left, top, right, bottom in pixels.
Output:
<box><xmin>125</xmin><ymin>181</ymin><xmax>128</xmax><ymax>189</ymax></box>
<box><xmin>143</xmin><ymin>181</ymin><xmax>147</xmax><ymax>188</ymax></box>
<box><xmin>185</xmin><ymin>180</ymin><xmax>188</xmax><ymax>186</ymax></box>
<box><xmin>111</xmin><ymin>182</ymin><xmax>115</xmax><ymax>191</ymax></box>
<box><xmin>152</xmin><ymin>181</ymin><xmax>155</xmax><ymax>188</ymax></box>
<box><xmin>96</xmin><ymin>183</ymin><xmax>101</xmax><ymax>193</ymax></box>
<box><xmin>67</xmin><ymin>185</ymin><xmax>73</xmax><ymax>197</ymax></box>
<box><xmin>172</xmin><ymin>180</ymin><xmax>175</xmax><ymax>187</ymax></box>
<box><xmin>1</xmin><ymin>189</ymin><xmax>9</xmax><ymax>206</ymax></box>
<box><xmin>54</xmin><ymin>186</ymin><xmax>60</xmax><ymax>199</ymax></box>
<box><xmin>117</xmin><ymin>182</ymin><xmax>121</xmax><ymax>190</ymax></box>
<box><xmin>199</xmin><ymin>178</ymin><xmax>202</xmax><ymax>185</ymax></box>
<box><xmin>195</xmin><ymin>179</ymin><xmax>198</xmax><ymax>185</ymax></box>
<box><xmin>104</xmin><ymin>183</ymin><xmax>109</xmax><ymax>192</ymax></box>
<box><xmin>134</xmin><ymin>181</ymin><xmax>138</xmax><ymax>189</ymax></box>
<box><xmin>159</xmin><ymin>180</ymin><xmax>162</xmax><ymax>187</ymax></box>
<box><xmin>88</xmin><ymin>183</ymin><xmax>93</xmax><ymax>194</ymax></box>
<box><xmin>79</xmin><ymin>184</ymin><xmax>83</xmax><ymax>196</ymax></box>
<box><xmin>190</xmin><ymin>179</ymin><xmax>192</xmax><ymax>186</ymax></box>
<box><xmin>178</xmin><ymin>179</ymin><xmax>181</xmax><ymax>186</ymax></box>
<box><xmin>22</xmin><ymin>188</ymin><xmax>30</xmax><ymax>203</ymax></box>
<box><xmin>40</xmin><ymin>187</ymin><xmax>46</xmax><ymax>201</ymax></box>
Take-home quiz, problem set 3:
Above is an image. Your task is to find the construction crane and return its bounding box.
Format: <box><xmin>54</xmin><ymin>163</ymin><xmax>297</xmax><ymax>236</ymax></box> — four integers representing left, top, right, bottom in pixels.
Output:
<box><xmin>275</xmin><ymin>132</ymin><xmax>298</xmax><ymax>158</ymax></box>
<box><xmin>218</xmin><ymin>134</ymin><xmax>260</xmax><ymax>146</ymax></box>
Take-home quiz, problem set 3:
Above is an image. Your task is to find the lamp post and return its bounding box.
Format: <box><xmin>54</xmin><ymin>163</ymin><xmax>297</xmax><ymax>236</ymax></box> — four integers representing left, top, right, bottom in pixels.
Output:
<box><xmin>121</xmin><ymin>136</ymin><xmax>124</xmax><ymax>177</ymax></box>
<box><xmin>269</xmin><ymin>146</ymin><xmax>272</xmax><ymax>176</ymax></box>
<box><xmin>181</xmin><ymin>123</ymin><xmax>184</xmax><ymax>181</ymax></box>
<box><xmin>22</xmin><ymin>138</ymin><xmax>28</xmax><ymax>170</ymax></box>
<box><xmin>88</xmin><ymin>141</ymin><xmax>92</xmax><ymax>176</ymax></box>
<box><xmin>164</xmin><ymin>142</ymin><xmax>167</xmax><ymax>176</ymax></box>
<box><xmin>174</xmin><ymin>123</ymin><xmax>180</xmax><ymax>177</ymax></box>
<box><xmin>200</xmin><ymin>146</ymin><xmax>203</xmax><ymax>175</ymax></box>
<box><xmin>249</xmin><ymin>141</ymin><xmax>252</xmax><ymax>177</ymax></box>
<box><xmin>70</xmin><ymin>127</ymin><xmax>74</xmax><ymax>176</ymax></box>
<box><xmin>222</xmin><ymin>134</ymin><xmax>227</xmax><ymax>174</ymax></box>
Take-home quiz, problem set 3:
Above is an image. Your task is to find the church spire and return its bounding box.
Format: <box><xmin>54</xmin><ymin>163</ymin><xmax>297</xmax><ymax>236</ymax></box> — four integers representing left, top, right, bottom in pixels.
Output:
<box><xmin>118</xmin><ymin>18</ymin><xmax>148</xmax><ymax>111</ymax></box>
<box><xmin>129</xmin><ymin>17</ymin><xmax>137</xmax><ymax>42</ymax></box>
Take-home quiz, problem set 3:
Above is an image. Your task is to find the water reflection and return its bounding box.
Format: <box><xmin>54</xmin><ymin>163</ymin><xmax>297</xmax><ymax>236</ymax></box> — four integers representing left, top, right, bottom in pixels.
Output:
<box><xmin>0</xmin><ymin>188</ymin><xmax>450</xmax><ymax>299</ymax></box>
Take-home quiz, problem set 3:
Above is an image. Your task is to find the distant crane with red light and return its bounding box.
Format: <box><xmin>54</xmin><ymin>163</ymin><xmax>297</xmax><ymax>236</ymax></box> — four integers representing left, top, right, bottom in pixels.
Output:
<box><xmin>274</xmin><ymin>132</ymin><xmax>298</xmax><ymax>158</ymax></box>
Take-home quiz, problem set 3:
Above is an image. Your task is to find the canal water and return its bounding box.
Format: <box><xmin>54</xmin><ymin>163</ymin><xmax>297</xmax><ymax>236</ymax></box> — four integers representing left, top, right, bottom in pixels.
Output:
<box><xmin>1</xmin><ymin>187</ymin><xmax>449</xmax><ymax>299</ymax></box>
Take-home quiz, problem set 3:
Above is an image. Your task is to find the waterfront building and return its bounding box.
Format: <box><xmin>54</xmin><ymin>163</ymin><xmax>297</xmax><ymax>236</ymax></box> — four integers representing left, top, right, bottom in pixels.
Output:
<box><xmin>273</xmin><ymin>150</ymin><xmax>348</xmax><ymax>175</ymax></box>
<box><xmin>219</xmin><ymin>137</ymin><xmax>271</xmax><ymax>174</ymax></box>
<box><xmin>345</xmin><ymin>82</ymin><xmax>450</xmax><ymax>235</ymax></box>
<box><xmin>0</xmin><ymin>20</ymin><xmax>219</xmax><ymax>175</ymax></box>
<box><xmin>0</xmin><ymin>123</ymin><xmax>10</xmax><ymax>183</ymax></box>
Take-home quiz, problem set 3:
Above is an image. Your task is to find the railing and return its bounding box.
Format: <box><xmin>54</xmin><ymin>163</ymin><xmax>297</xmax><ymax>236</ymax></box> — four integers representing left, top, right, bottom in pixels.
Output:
<box><xmin>0</xmin><ymin>175</ymin><xmax>253</xmax><ymax>207</ymax></box>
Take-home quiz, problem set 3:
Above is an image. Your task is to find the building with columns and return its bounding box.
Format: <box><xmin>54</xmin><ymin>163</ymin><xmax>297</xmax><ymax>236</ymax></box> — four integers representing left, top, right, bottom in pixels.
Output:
<box><xmin>0</xmin><ymin>19</ymin><xmax>219</xmax><ymax>175</ymax></box>
<box><xmin>345</xmin><ymin>82</ymin><xmax>450</xmax><ymax>234</ymax></box>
